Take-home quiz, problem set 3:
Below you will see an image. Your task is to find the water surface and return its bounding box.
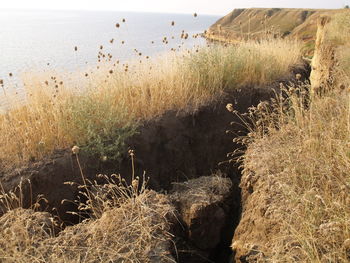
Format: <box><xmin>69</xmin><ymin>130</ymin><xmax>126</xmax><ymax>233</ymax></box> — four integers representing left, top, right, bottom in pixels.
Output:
<box><xmin>0</xmin><ymin>9</ymin><xmax>219</xmax><ymax>109</ymax></box>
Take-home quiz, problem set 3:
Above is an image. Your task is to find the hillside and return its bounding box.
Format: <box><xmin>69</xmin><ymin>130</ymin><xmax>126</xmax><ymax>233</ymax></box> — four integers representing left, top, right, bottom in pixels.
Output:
<box><xmin>205</xmin><ymin>8</ymin><xmax>345</xmax><ymax>55</ymax></box>
<box><xmin>230</xmin><ymin>11</ymin><xmax>350</xmax><ymax>262</ymax></box>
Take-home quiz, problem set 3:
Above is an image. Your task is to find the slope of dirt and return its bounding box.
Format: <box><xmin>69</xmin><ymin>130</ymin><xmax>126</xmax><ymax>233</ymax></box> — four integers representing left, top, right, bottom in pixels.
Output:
<box><xmin>205</xmin><ymin>8</ymin><xmax>344</xmax><ymax>56</ymax></box>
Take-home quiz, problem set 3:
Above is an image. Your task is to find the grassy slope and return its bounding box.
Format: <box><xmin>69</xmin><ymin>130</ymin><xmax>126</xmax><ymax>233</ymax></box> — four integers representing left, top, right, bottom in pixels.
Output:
<box><xmin>232</xmin><ymin>11</ymin><xmax>350</xmax><ymax>262</ymax></box>
<box><xmin>205</xmin><ymin>8</ymin><xmax>344</xmax><ymax>55</ymax></box>
<box><xmin>0</xmin><ymin>39</ymin><xmax>302</xmax><ymax>168</ymax></box>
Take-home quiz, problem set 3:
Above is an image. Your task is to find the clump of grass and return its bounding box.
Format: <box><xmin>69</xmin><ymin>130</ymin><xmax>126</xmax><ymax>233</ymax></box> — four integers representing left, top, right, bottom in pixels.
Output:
<box><xmin>185</xmin><ymin>38</ymin><xmax>301</xmax><ymax>90</ymax></box>
<box><xmin>234</xmin><ymin>84</ymin><xmax>350</xmax><ymax>262</ymax></box>
<box><xmin>0</xmin><ymin>38</ymin><xmax>302</xmax><ymax>167</ymax></box>
<box><xmin>0</xmin><ymin>169</ymin><xmax>176</xmax><ymax>262</ymax></box>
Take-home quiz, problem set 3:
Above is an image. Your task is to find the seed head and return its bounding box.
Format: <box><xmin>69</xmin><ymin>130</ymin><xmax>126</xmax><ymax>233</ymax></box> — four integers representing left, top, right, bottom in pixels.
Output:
<box><xmin>74</xmin><ymin>46</ymin><xmax>78</xmax><ymax>51</ymax></box>
<box><xmin>72</xmin><ymin>146</ymin><xmax>80</xmax><ymax>154</ymax></box>
<box><xmin>226</xmin><ymin>103</ymin><xmax>234</xmax><ymax>112</ymax></box>
<box><xmin>194</xmin><ymin>13</ymin><xmax>197</xmax><ymax>17</ymax></box>
<box><xmin>171</xmin><ymin>21</ymin><xmax>175</xmax><ymax>26</ymax></box>
<box><xmin>122</xmin><ymin>18</ymin><xmax>126</xmax><ymax>23</ymax></box>
<box><xmin>116</xmin><ymin>23</ymin><xmax>120</xmax><ymax>28</ymax></box>
<box><xmin>9</xmin><ymin>73</ymin><xmax>13</xmax><ymax>77</ymax></box>
<box><xmin>132</xmin><ymin>179</ymin><xmax>138</xmax><ymax>190</ymax></box>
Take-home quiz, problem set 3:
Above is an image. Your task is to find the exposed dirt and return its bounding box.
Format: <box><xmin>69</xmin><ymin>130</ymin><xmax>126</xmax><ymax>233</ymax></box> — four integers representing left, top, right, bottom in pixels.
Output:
<box><xmin>169</xmin><ymin>175</ymin><xmax>240</xmax><ymax>263</ymax></box>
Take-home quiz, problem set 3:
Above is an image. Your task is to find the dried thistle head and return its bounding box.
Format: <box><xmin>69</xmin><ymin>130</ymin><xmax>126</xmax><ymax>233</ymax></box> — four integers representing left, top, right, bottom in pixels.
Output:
<box><xmin>72</xmin><ymin>146</ymin><xmax>80</xmax><ymax>155</ymax></box>
<box><xmin>226</xmin><ymin>103</ymin><xmax>234</xmax><ymax>112</ymax></box>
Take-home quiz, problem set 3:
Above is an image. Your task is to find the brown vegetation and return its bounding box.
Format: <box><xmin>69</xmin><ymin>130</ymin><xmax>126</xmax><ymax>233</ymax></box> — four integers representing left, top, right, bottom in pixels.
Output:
<box><xmin>231</xmin><ymin>12</ymin><xmax>350</xmax><ymax>262</ymax></box>
<box><xmin>0</xmin><ymin>174</ymin><xmax>176</xmax><ymax>263</ymax></box>
<box><xmin>0</xmin><ymin>39</ymin><xmax>302</xmax><ymax>168</ymax></box>
<box><xmin>205</xmin><ymin>8</ymin><xmax>349</xmax><ymax>56</ymax></box>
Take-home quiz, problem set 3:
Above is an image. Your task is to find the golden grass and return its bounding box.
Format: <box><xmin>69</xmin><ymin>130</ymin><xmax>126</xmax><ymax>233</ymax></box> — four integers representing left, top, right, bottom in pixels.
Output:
<box><xmin>0</xmin><ymin>39</ymin><xmax>302</xmax><ymax>167</ymax></box>
<box><xmin>239</xmin><ymin>85</ymin><xmax>350</xmax><ymax>262</ymax></box>
<box><xmin>325</xmin><ymin>10</ymin><xmax>350</xmax><ymax>83</ymax></box>
<box><xmin>0</xmin><ymin>174</ymin><xmax>176</xmax><ymax>263</ymax></box>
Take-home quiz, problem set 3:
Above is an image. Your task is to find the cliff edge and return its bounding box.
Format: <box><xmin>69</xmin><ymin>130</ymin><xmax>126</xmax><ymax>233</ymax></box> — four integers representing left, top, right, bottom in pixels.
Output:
<box><xmin>205</xmin><ymin>8</ymin><xmax>343</xmax><ymax>55</ymax></box>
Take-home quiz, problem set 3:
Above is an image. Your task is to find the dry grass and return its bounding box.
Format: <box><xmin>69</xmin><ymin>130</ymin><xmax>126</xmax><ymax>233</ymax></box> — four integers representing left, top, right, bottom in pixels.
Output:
<box><xmin>325</xmin><ymin>10</ymin><xmax>350</xmax><ymax>84</ymax></box>
<box><xmin>171</xmin><ymin>173</ymin><xmax>232</xmax><ymax>205</ymax></box>
<box><xmin>0</xmin><ymin>173</ymin><xmax>176</xmax><ymax>263</ymax></box>
<box><xmin>0</xmin><ymin>39</ymin><xmax>302</xmax><ymax>167</ymax></box>
<box><xmin>238</xmin><ymin>84</ymin><xmax>350</xmax><ymax>262</ymax></box>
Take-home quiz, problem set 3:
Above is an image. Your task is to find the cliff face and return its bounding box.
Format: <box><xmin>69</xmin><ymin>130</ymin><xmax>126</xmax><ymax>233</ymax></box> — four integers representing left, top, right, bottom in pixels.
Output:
<box><xmin>205</xmin><ymin>8</ymin><xmax>342</xmax><ymax>55</ymax></box>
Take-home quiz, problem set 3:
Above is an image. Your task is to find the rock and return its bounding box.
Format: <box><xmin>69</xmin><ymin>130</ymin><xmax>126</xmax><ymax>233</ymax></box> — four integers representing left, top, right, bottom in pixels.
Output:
<box><xmin>170</xmin><ymin>175</ymin><xmax>232</xmax><ymax>250</ymax></box>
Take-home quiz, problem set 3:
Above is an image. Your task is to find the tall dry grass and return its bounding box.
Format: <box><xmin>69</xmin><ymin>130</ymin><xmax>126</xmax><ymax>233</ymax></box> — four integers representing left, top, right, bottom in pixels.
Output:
<box><xmin>0</xmin><ymin>39</ymin><xmax>302</xmax><ymax>167</ymax></box>
<box><xmin>239</xmin><ymin>84</ymin><xmax>350</xmax><ymax>262</ymax></box>
<box><xmin>325</xmin><ymin>10</ymin><xmax>350</xmax><ymax>84</ymax></box>
<box><xmin>0</xmin><ymin>171</ymin><xmax>176</xmax><ymax>263</ymax></box>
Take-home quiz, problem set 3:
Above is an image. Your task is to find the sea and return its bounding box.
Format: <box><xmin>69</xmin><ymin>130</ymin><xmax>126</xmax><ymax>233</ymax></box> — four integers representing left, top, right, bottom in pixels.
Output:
<box><xmin>0</xmin><ymin>9</ymin><xmax>219</xmax><ymax>110</ymax></box>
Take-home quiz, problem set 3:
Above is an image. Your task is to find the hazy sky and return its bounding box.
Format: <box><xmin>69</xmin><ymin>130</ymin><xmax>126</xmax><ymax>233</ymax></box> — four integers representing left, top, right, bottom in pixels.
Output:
<box><xmin>0</xmin><ymin>0</ymin><xmax>349</xmax><ymax>15</ymax></box>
